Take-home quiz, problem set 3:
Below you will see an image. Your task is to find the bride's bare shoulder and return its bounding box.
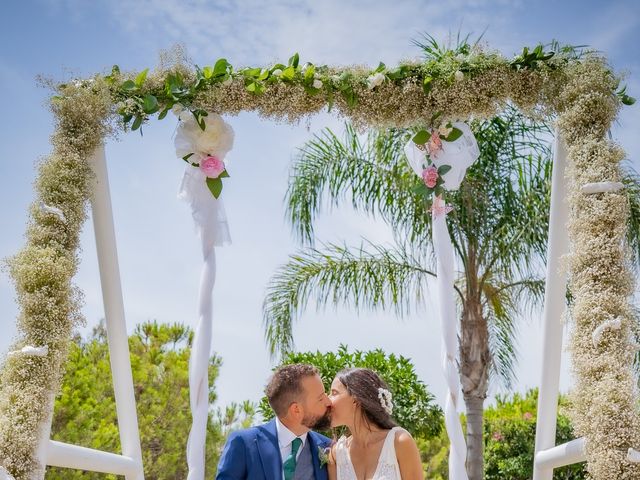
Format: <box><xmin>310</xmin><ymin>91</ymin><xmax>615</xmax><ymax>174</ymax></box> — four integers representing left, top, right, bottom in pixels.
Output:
<box><xmin>394</xmin><ymin>429</ymin><xmax>422</xmax><ymax>479</ymax></box>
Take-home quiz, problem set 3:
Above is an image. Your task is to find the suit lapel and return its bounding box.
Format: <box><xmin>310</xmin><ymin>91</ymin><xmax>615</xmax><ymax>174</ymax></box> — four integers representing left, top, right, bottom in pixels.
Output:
<box><xmin>308</xmin><ymin>432</ymin><xmax>328</xmax><ymax>480</ymax></box>
<box><xmin>257</xmin><ymin>419</ymin><xmax>282</xmax><ymax>480</ymax></box>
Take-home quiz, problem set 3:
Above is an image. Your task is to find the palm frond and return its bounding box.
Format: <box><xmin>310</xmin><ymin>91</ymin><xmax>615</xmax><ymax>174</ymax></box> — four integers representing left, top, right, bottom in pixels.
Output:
<box><xmin>623</xmin><ymin>164</ymin><xmax>640</xmax><ymax>267</ymax></box>
<box><xmin>262</xmin><ymin>243</ymin><xmax>435</xmax><ymax>358</ymax></box>
<box><xmin>482</xmin><ymin>275</ymin><xmax>545</xmax><ymax>388</ymax></box>
<box><xmin>286</xmin><ymin>124</ymin><xmax>429</xmax><ymax>245</ymax></box>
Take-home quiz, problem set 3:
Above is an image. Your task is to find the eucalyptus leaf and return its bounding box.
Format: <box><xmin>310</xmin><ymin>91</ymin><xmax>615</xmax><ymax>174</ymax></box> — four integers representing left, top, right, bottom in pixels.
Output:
<box><xmin>135</xmin><ymin>68</ymin><xmax>149</xmax><ymax>87</ymax></box>
<box><xmin>213</xmin><ymin>58</ymin><xmax>229</xmax><ymax>76</ymax></box>
<box><xmin>437</xmin><ymin>165</ymin><xmax>452</xmax><ymax>175</ymax></box>
<box><xmin>443</xmin><ymin>127</ymin><xmax>463</xmax><ymax>142</ymax></box>
<box><xmin>121</xmin><ymin>80</ymin><xmax>137</xmax><ymax>91</ymax></box>
<box><xmin>206</xmin><ymin>177</ymin><xmax>223</xmax><ymax>198</ymax></box>
<box><xmin>142</xmin><ymin>94</ymin><xmax>159</xmax><ymax>114</ymax></box>
<box><xmin>304</xmin><ymin>64</ymin><xmax>315</xmax><ymax>80</ymax></box>
<box><xmin>413</xmin><ymin>130</ymin><xmax>431</xmax><ymax>145</ymax></box>
<box><xmin>281</xmin><ymin>66</ymin><xmax>296</xmax><ymax>81</ymax></box>
<box><xmin>131</xmin><ymin>115</ymin><xmax>143</xmax><ymax>131</ymax></box>
<box><xmin>288</xmin><ymin>52</ymin><xmax>300</xmax><ymax>68</ymax></box>
<box><xmin>203</xmin><ymin>66</ymin><xmax>214</xmax><ymax>79</ymax></box>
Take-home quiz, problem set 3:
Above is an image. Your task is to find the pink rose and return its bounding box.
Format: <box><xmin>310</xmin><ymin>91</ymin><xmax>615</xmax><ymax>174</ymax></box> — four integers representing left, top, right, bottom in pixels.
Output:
<box><xmin>523</xmin><ymin>412</ymin><xmax>533</xmax><ymax>421</ymax></box>
<box><xmin>492</xmin><ymin>432</ymin><xmax>504</xmax><ymax>442</ymax></box>
<box><xmin>422</xmin><ymin>165</ymin><xmax>439</xmax><ymax>188</ymax></box>
<box><xmin>427</xmin><ymin>130</ymin><xmax>443</xmax><ymax>157</ymax></box>
<box><xmin>199</xmin><ymin>155</ymin><xmax>225</xmax><ymax>178</ymax></box>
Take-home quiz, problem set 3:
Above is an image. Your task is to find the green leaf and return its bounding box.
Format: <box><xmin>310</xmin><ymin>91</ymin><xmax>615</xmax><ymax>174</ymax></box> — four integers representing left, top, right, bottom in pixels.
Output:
<box><xmin>258</xmin><ymin>68</ymin><xmax>270</xmax><ymax>81</ymax></box>
<box><xmin>219</xmin><ymin>169</ymin><xmax>230</xmax><ymax>178</ymax></box>
<box><xmin>131</xmin><ymin>115</ymin><xmax>143</xmax><ymax>131</ymax></box>
<box><xmin>413</xmin><ymin>130</ymin><xmax>431</xmax><ymax>145</ymax></box>
<box><xmin>246</xmin><ymin>82</ymin><xmax>265</xmax><ymax>94</ymax></box>
<box><xmin>202</xmin><ymin>66</ymin><xmax>214</xmax><ymax>79</ymax></box>
<box><xmin>142</xmin><ymin>94</ymin><xmax>159</xmax><ymax>114</ymax></box>
<box><xmin>304</xmin><ymin>64</ymin><xmax>315</xmax><ymax>80</ymax></box>
<box><xmin>242</xmin><ymin>67</ymin><xmax>262</xmax><ymax>78</ymax></box>
<box><xmin>135</xmin><ymin>68</ymin><xmax>149</xmax><ymax>88</ymax></box>
<box><xmin>281</xmin><ymin>66</ymin><xmax>296</xmax><ymax>81</ymax></box>
<box><xmin>121</xmin><ymin>80</ymin><xmax>137</xmax><ymax>91</ymax></box>
<box><xmin>422</xmin><ymin>76</ymin><xmax>433</xmax><ymax>94</ymax></box>
<box><xmin>443</xmin><ymin>127</ymin><xmax>463</xmax><ymax>142</ymax></box>
<box><xmin>206</xmin><ymin>177</ymin><xmax>223</xmax><ymax>198</ymax></box>
<box><xmin>288</xmin><ymin>52</ymin><xmax>300</xmax><ymax>68</ymax></box>
<box><xmin>213</xmin><ymin>58</ymin><xmax>230</xmax><ymax>77</ymax></box>
<box><xmin>158</xmin><ymin>107</ymin><xmax>170</xmax><ymax>120</ymax></box>
<box><xmin>182</xmin><ymin>153</ymin><xmax>195</xmax><ymax>161</ymax></box>
<box><xmin>375</xmin><ymin>62</ymin><xmax>386</xmax><ymax>73</ymax></box>
<box><xmin>622</xmin><ymin>95</ymin><xmax>636</xmax><ymax>106</ymax></box>
<box><xmin>434</xmin><ymin>185</ymin><xmax>445</xmax><ymax>196</ymax></box>
<box><xmin>437</xmin><ymin>165</ymin><xmax>452</xmax><ymax>175</ymax></box>
<box><xmin>412</xmin><ymin>183</ymin><xmax>430</xmax><ymax>197</ymax></box>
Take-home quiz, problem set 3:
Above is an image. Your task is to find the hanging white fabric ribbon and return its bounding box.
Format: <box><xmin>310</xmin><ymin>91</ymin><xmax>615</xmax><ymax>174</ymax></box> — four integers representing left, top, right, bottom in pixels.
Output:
<box><xmin>176</xmin><ymin>112</ymin><xmax>233</xmax><ymax>480</ymax></box>
<box><xmin>405</xmin><ymin>121</ymin><xmax>479</xmax><ymax>480</ymax></box>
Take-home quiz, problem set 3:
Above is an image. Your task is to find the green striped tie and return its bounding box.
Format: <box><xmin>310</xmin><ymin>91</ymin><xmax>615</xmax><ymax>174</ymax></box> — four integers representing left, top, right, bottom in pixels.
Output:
<box><xmin>283</xmin><ymin>437</ymin><xmax>302</xmax><ymax>480</ymax></box>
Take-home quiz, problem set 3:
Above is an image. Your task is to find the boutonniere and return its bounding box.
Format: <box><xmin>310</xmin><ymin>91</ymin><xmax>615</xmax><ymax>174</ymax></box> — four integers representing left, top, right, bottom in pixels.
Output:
<box><xmin>318</xmin><ymin>446</ymin><xmax>331</xmax><ymax>468</ymax></box>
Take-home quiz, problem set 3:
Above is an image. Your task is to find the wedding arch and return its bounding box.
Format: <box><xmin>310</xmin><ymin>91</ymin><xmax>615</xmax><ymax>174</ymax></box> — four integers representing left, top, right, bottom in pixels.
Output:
<box><xmin>0</xmin><ymin>42</ymin><xmax>638</xmax><ymax>480</ymax></box>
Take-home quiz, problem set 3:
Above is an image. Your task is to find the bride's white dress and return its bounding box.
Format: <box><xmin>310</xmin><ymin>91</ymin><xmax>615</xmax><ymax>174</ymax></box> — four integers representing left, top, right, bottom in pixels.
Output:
<box><xmin>335</xmin><ymin>427</ymin><xmax>404</xmax><ymax>480</ymax></box>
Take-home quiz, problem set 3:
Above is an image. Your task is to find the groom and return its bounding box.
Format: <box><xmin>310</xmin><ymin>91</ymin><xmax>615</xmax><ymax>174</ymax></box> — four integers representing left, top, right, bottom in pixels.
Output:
<box><xmin>216</xmin><ymin>364</ymin><xmax>332</xmax><ymax>480</ymax></box>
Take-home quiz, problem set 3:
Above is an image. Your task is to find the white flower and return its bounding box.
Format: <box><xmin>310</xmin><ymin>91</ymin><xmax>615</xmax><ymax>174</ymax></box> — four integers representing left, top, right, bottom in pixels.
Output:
<box><xmin>454</xmin><ymin>70</ymin><xmax>464</xmax><ymax>82</ymax></box>
<box><xmin>438</xmin><ymin>123</ymin><xmax>453</xmax><ymax>137</ymax></box>
<box><xmin>172</xmin><ymin>104</ymin><xmax>185</xmax><ymax>117</ymax></box>
<box><xmin>312</xmin><ymin>79</ymin><xmax>323</xmax><ymax>89</ymax></box>
<box><xmin>377</xmin><ymin>387</ymin><xmax>393</xmax><ymax>415</ymax></box>
<box><xmin>367</xmin><ymin>72</ymin><xmax>385</xmax><ymax>90</ymax></box>
<box><xmin>272</xmin><ymin>69</ymin><xmax>283</xmax><ymax>77</ymax></box>
<box><xmin>456</xmin><ymin>53</ymin><xmax>466</xmax><ymax>62</ymax></box>
<box><xmin>175</xmin><ymin>112</ymin><xmax>235</xmax><ymax>160</ymax></box>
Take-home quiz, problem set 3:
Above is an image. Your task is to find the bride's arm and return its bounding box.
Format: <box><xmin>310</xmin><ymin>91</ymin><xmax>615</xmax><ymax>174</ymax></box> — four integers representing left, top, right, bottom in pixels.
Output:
<box><xmin>395</xmin><ymin>430</ymin><xmax>423</xmax><ymax>479</ymax></box>
<box><xmin>327</xmin><ymin>443</ymin><xmax>338</xmax><ymax>480</ymax></box>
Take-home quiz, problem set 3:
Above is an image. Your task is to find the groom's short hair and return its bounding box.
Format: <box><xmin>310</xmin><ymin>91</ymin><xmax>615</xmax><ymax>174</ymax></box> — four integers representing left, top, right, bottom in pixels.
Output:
<box><xmin>265</xmin><ymin>363</ymin><xmax>320</xmax><ymax>416</ymax></box>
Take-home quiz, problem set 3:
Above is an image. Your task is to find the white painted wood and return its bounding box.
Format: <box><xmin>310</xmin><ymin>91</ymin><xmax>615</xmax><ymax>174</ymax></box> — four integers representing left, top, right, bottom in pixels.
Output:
<box><xmin>88</xmin><ymin>145</ymin><xmax>145</xmax><ymax>480</ymax></box>
<box><xmin>535</xmin><ymin>438</ymin><xmax>586</xmax><ymax>470</ymax></box>
<box><xmin>533</xmin><ymin>131</ymin><xmax>571</xmax><ymax>480</ymax></box>
<box><xmin>46</xmin><ymin>440</ymin><xmax>139</xmax><ymax>476</ymax></box>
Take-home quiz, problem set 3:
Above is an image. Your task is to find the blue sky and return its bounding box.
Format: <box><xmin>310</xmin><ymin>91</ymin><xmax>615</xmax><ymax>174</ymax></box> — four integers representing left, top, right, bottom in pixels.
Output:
<box><xmin>1</xmin><ymin>0</ymin><xmax>639</xmax><ymax>412</ymax></box>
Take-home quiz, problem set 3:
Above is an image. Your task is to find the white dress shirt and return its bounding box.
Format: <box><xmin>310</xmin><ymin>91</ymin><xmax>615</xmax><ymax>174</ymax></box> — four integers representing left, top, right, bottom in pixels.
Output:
<box><xmin>275</xmin><ymin>416</ymin><xmax>308</xmax><ymax>467</ymax></box>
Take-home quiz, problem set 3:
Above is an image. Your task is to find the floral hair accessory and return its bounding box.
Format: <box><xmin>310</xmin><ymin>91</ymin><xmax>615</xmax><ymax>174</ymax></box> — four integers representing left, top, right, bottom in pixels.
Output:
<box><xmin>377</xmin><ymin>387</ymin><xmax>393</xmax><ymax>415</ymax></box>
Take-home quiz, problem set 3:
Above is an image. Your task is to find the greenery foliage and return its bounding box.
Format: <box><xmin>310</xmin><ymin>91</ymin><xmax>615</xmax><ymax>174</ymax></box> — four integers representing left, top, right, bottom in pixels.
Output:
<box><xmin>46</xmin><ymin>321</ymin><xmax>255</xmax><ymax>480</ymax></box>
<box><xmin>258</xmin><ymin>345</ymin><xmax>443</xmax><ymax>441</ymax></box>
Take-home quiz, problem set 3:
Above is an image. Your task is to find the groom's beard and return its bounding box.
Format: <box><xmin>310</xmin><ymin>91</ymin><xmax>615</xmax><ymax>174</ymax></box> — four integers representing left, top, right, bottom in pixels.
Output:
<box><xmin>302</xmin><ymin>408</ymin><xmax>332</xmax><ymax>431</ymax></box>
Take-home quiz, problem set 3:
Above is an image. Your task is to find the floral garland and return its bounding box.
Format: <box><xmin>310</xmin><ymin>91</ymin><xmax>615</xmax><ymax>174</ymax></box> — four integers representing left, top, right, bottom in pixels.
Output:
<box><xmin>0</xmin><ymin>43</ymin><xmax>637</xmax><ymax>480</ymax></box>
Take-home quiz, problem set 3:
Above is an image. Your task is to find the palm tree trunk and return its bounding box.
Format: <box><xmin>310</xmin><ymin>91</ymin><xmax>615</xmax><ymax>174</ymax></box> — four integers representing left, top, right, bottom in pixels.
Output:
<box><xmin>460</xmin><ymin>297</ymin><xmax>490</xmax><ymax>480</ymax></box>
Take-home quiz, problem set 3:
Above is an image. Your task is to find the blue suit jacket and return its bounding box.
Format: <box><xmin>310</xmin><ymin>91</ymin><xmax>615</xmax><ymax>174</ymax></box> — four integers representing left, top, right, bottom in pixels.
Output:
<box><xmin>216</xmin><ymin>419</ymin><xmax>331</xmax><ymax>480</ymax></box>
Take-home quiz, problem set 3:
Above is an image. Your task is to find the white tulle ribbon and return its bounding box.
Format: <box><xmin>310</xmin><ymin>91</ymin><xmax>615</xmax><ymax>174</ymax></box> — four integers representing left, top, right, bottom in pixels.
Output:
<box><xmin>405</xmin><ymin>121</ymin><xmax>479</xmax><ymax>480</ymax></box>
<box><xmin>176</xmin><ymin>112</ymin><xmax>233</xmax><ymax>480</ymax></box>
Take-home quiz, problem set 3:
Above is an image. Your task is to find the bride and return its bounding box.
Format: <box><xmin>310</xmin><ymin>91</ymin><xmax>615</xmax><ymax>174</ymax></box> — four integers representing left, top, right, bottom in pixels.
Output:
<box><xmin>327</xmin><ymin>368</ymin><xmax>423</xmax><ymax>480</ymax></box>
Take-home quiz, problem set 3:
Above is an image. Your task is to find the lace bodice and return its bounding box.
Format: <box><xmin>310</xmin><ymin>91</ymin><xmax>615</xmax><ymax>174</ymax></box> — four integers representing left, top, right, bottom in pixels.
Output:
<box><xmin>335</xmin><ymin>427</ymin><xmax>403</xmax><ymax>480</ymax></box>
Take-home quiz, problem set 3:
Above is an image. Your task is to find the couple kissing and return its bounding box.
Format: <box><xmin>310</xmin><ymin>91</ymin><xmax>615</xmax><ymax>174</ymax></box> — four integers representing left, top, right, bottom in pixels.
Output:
<box><xmin>216</xmin><ymin>364</ymin><xmax>423</xmax><ymax>480</ymax></box>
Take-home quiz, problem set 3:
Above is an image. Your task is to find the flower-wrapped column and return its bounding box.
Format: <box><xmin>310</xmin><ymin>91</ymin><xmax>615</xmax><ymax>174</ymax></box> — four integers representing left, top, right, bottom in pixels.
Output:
<box><xmin>558</xmin><ymin>59</ymin><xmax>640</xmax><ymax>479</ymax></box>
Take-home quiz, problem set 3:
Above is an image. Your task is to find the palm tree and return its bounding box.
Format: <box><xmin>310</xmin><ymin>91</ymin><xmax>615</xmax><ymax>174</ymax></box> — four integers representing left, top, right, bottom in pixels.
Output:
<box><xmin>262</xmin><ymin>109</ymin><xmax>554</xmax><ymax>479</ymax></box>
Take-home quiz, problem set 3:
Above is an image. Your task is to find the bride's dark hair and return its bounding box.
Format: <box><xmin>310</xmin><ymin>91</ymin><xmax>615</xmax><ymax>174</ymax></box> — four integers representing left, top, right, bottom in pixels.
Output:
<box><xmin>336</xmin><ymin>368</ymin><xmax>396</xmax><ymax>430</ymax></box>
